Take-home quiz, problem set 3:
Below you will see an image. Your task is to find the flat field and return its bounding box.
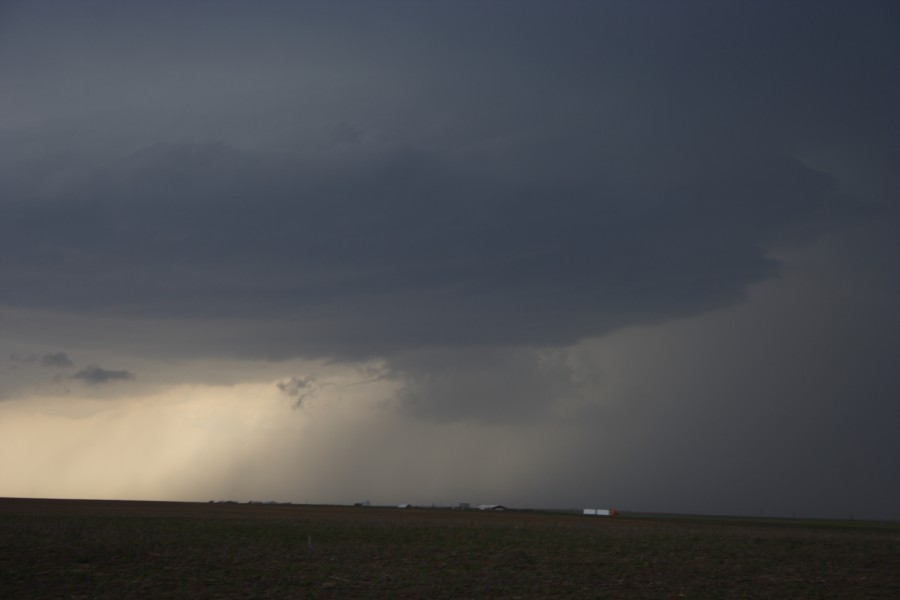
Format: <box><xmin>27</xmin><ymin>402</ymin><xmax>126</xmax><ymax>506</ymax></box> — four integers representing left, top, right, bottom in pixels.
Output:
<box><xmin>1</xmin><ymin>498</ymin><xmax>898</xmax><ymax>599</ymax></box>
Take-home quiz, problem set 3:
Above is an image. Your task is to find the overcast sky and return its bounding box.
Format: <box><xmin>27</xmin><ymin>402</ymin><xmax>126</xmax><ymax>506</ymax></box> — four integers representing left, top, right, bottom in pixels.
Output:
<box><xmin>1</xmin><ymin>0</ymin><xmax>898</xmax><ymax>519</ymax></box>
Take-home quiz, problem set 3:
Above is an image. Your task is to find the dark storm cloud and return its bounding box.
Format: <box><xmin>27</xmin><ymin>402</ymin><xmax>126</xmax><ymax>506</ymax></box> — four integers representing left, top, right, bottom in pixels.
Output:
<box><xmin>0</xmin><ymin>133</ymin><xmax>862</xmax><ymax>357</ymax></box>
<box><xmin>0</xmin><ymin>0</ymin><xmax>893</xmax><ymax>359</ymax></box>
<box><xmin>71</xmin><ymin>365</ymin><xmax>135</xmax><ymax>385</ymax></box>
<box><xmin>0</xmin><ymin>0</ymin><xmax>898</xmax><ymax>520</ymax></box>
<box><xmin>389</xmin><ymin>347</ymin><xmax>594</xmax><ymax>423</ymax></box>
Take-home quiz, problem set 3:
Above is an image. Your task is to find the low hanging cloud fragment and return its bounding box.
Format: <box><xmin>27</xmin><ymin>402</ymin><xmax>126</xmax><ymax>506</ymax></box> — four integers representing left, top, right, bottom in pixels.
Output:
<box><xmin>40</xmin><ymin>351</ymin><xmax>74</xmax><ymax>368</ymax></box>
<box><xmin>276</xmin><ymin>375</ymin><xmax>326</xmax><ymax>408</ymax></box>
<box><xmin>8</xmin><ymin>351</ymin><xmax>74</xmax><ymax>368</ymax></box>
<box><xmin>71</xmin><ymin>365</ymin><xmax>135</xmax><ymax>385</ymax></box>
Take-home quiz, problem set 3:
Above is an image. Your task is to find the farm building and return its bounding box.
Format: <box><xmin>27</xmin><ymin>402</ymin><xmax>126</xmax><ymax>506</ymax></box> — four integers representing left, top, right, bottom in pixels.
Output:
<box><xmin>583</xmin><ymin>508</ymin><xmax>618</xmax><ymax>516</ymax></box>
<box><xmin>475</xmin><ymin>504</ymin><xmax>506</xmax><ymax>511</ymax></box>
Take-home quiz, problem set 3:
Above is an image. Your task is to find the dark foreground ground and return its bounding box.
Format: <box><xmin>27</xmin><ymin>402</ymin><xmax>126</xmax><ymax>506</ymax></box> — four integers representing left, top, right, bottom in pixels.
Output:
<box><xmin>1</xmin><ymin>498</ymin><xmax>898</xmax><ymax>599</ymax></box>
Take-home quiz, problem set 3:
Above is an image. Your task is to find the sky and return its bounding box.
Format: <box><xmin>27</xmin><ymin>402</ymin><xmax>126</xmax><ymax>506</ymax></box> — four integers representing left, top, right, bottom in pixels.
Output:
<box><xmin>1</xmin><ymin>0</ymin><xmax>898</xmax><ymax>519</ymax></box>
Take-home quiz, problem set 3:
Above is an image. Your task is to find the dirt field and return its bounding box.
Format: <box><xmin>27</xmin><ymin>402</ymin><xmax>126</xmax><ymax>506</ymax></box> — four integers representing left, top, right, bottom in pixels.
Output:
<box><xmin>1</xmin><ymin>498</ymin><xmax>898</xmax><ymax>598</ymax></box>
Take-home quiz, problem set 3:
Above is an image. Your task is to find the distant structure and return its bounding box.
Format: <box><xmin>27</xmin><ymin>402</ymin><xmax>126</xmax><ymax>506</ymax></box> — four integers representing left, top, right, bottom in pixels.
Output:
<box><xmin>583</xmin><ymin>508</ymin><xmax>618</xmax><ymax>516</ymax></box>
<box><xmin>475</xmin><ymin>504</ymin><xmax>506</xmax><ymax>511</ymax></box>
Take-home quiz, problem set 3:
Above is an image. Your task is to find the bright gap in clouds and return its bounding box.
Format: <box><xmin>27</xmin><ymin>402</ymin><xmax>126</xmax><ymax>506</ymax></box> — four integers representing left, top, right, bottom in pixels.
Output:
<box><xmin>0</xmin><ymin>366</ymin><xmax>580</xmax><ymax>507</ymax></box>
<box><xmin>0</xmin><ymin>383</ymin><xmax>291</xmax><ymax>501</ymax></box>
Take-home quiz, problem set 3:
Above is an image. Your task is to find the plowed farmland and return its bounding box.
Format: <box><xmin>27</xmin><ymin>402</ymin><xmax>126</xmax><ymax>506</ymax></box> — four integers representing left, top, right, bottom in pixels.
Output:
<box><xmin>1</xmin><ymin>498</ymin><xmax>898</xmax><ymax>598</ymax></box>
